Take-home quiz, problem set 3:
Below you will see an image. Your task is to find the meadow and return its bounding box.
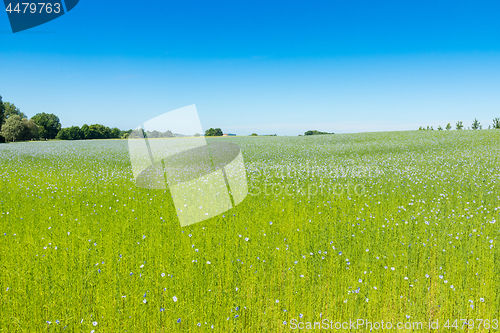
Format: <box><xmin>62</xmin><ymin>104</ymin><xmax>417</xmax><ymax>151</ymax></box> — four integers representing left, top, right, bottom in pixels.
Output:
<box><xmin>1</xmin><ymin>130</ymin><xmax>500</xmax><ymax>332</ymax></box>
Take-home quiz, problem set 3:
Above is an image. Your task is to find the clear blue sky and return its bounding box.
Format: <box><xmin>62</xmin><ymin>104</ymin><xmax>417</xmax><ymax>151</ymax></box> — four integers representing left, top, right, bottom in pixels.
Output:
<box><xmin>1</xmin><ymin>0</ymin><xmax>500</xmax><ymax>135</ymax></box>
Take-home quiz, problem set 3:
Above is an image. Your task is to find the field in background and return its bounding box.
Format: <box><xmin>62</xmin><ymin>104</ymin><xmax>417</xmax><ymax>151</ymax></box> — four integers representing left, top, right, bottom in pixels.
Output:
<box><xmin>1</xmin><ymin>130</ymin><xmax>500</xmax><ymax>332</ymax></box>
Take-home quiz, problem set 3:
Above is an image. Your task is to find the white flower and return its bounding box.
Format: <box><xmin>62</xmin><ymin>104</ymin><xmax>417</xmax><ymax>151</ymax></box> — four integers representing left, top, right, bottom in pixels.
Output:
<box><xmin>173</xmin><ymin>296</ymin><xmax>178</xmax><ymax>302</ymax></box>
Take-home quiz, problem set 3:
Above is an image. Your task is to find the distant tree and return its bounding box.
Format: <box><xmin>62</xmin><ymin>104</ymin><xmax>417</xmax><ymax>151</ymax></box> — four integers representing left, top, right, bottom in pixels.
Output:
<box><xmin>81</xmin><ymin>124</ymin><xmax>90</xmax><ymax>139</ymax></box>
<box><xmin>251</xmin><ymin>133</ymin><xmax>258</xmax><ymax>136</ymax></box>
<box><xmin>31</xmin><ymin>113</ymin><xmax>61</xmax><ymax>139</ymax></box>
<box><xmin>110</xmin><ymin>127</ymin><xmax>121</xmax><ymax>138</ymax></box>
<box><xmin>56</xmin><ymin>128</ymin><xmax>70</xmax><ymax>140</ymax></box>
<box><xmin>213</xmin><ymin>128</ymin><xmax>223</xmax><ymax>136</ymax></box>
<box><xmin>121</xmin><ymin>132</ymin><xmax>130</xmax><ymax>139</ymax></box>
<box><xmin>0</xmin><ymin>115</ymin><xmax>24</xmax><ymax>142</ymax></box>
<box><xmin>456</xmin><ymin>121</ymin><xmax>464</xmax><ymax>130</ymax></box>
<box><xmin>493</xmin><ymin>118</ymin><xmax>500</xmax><ymax>129</ymax></box>
<box><xmin>21</xmin><ymin>118</ymin><xmax>39</xmax><ymax>140</ymax></box>
<box><xmin>418</xmin><ymin>127</ymin><xmax>423</xmax><ymax>130</ymax></box>
<box><xmin>438</xmin><ymin>125</ymin><xmax>443</xmax><ymax>131</ymax></box>
<box><xmin>68</xmin><ymin>126</ymin><xmax>82</xmax><ymax>140</ymax></box>
<box><xmin>205</xmin><ymin>128</ymin><xmax>215</xmax><ymax>136</ymax></box>
<box><xmin>164</xmin><ymin>130</ymin><xmax>174</xmax><ymax>138</ymax></box>
<box><xmin>471</xmin><ymin>118</ymin><xmax>480</xmax><ymax>130</ymax></box>
<box><xmin>194</xmin><ymin>133</ymin><xmax>200</xmax><ymax>137</ymax></box>
<box><xmin>0</xmin><ymin>95</ymin><xmax>4</xmax><ymax>143</ymax></box>
<box><xmin>305</xmin><ymin>130</ymin><xmax>333</xmax><ymax>135</ymax></box>
<box><xmin>87</xmin><ymin>124</ymin><xmax>111</xmax><ymax>139</ymax></box>
<box><xmin>445</xmin><ymin>123</ymin><xmax>452</xmax><ymax>130</ymax></box>
<box><xmin>3</xmin><ymin>102</ymin><xmax>26</xmax><ymax>119</ymax></box>
<box><xmin>147</xmin><ymin>130</ymin><xmax>160</xmax><ymax>138</ymax></box>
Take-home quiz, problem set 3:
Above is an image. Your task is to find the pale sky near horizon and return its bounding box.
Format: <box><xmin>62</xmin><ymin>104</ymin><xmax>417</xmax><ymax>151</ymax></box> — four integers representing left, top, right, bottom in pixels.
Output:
<box><xmin>1</xmin><ymin>1</ymin><xmax>500</xmax><ymax>135</ymax></box>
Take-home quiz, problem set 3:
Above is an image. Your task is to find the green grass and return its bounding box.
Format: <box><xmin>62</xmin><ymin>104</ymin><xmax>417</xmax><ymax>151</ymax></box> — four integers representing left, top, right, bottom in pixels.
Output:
<box><xmin>1</xmin><ymin>129</ymin><xmax>500</xmax><ymax>332</ymax></box>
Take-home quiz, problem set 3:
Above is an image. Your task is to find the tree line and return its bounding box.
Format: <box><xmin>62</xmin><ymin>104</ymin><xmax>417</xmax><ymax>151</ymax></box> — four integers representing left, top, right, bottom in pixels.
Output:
<box><xmin>419</xmin><ymin>118</ymin><xmax>500</xmax><ymax>131</ymax></box>
<box><xmin>0</xmin><ymin>95</ymin><xmax>132</xmax><ymax>143</ymax></box>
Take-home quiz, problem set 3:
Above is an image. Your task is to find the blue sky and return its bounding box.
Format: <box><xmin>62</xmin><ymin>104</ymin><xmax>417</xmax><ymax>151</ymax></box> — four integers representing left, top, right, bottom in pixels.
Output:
<box><xmin>1</xmin><ymin>0</ymin><xmax>500</xmax><ymax>135</ymax></box>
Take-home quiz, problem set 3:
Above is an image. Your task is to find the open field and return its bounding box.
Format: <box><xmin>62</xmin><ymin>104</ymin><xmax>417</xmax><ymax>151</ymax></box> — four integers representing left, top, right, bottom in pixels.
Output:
<box><xmin>1</xmin><ymin>130</ymin><xmax>500</xmax><ymax>332</ymax></box>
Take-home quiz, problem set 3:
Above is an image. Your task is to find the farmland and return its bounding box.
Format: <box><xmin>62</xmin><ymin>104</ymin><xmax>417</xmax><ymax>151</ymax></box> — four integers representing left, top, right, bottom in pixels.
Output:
<box><xmin>1</xmin><ymin>130</ymin><xmax>500</xmax><ymax>332</ymax></box>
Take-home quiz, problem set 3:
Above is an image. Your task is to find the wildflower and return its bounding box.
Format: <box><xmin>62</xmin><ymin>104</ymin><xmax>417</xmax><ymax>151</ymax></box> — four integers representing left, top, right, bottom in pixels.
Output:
<box><xmin>143</xmin><ymin>299</ymin><xmax>147</xmax><ymax>304</ymax></box>
<box><xmin>160</xmin><ymin>308</ymin><xmax>164</xmax><ymax>312</ymax></box>
<box><xmin>177</xmin><ymin>318</ymin><xmax>181</xmax><ymax>323</ymax></box>
<box><xmin>173</xmin><ymin>296</ymin><xmax>178</xmax><ymax>302</ymax></box>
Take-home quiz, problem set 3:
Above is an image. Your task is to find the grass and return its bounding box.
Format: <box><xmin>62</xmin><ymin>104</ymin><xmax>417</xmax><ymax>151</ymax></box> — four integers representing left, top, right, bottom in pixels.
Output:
<box><xmin>1</xmin><ymin>129</ymin><xmax>500</xmax><ymax>332</ymax></box>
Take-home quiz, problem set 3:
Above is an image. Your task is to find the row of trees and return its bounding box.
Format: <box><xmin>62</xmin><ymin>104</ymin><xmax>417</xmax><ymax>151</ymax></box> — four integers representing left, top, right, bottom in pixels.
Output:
<box><xmin>205</xmin><ymin>128</ymin><xmax>223</xmax><ymax>136</ymax></box>
<box><xmin>57</xmin><ymin>124</ymin><xmax>130</xmax><ymax>140</ymax></box>
<box><xmin>419</xmin><ymin>118</ymin><xmax>500</xmax><ymax>131</ymax></box>
<box><xmin>0</xmin><ymin>96</ymin><xmax>62</xmax><ymax>142</ymax></box>
<box><xmin>0</xmin><ymin>95</ymin><xmax>133</xmax><ymax>142</ymax></box>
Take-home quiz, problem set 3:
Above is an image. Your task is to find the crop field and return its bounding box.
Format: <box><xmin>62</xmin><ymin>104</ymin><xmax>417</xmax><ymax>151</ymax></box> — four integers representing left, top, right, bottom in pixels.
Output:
<box><xmin>1</xmin><ymin>130</ymin><xmax>500</xmax><ymax>332</ymax></box>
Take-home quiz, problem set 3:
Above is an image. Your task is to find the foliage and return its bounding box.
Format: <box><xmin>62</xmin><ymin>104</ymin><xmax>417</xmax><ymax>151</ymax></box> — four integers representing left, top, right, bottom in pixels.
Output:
<box><xmin>3</xmin><ymin>102</ymin><xmax>27</xmax><ymax>120</ymax></box>
<box><xmin>472</xmin><ymin>118</ymin><xmax>480</xmax><ymax>130</ymax></box>
<box><xmin>0</xmin><ymin>115</ymin><xmax>25</xmax><ymax>142</ymax></box>
<box><xmin>205</xmin><ymin>128</ymin><xmax>223</xmax><ymax>136</ymax></box>
<box><xmin>56</xmin><ymin>126</ymin><xmax>83</xmax><ymax>140</ymax></box>
<box><xmin>194</xmin><ymin>133</ymin><xmax>200</xmax><ymax>137</ymax></box>
<box><xmin>32</xmin><ymin>112</ymin><xmax>62</xmax><ymax>139</ymax></box>
<box><xmin>493</xmin><ymin>118</ymin><xmax>500</xmax><ymax>129</ymax></box>
<box><xmin>0</xmin><ymin>96</ymin><xmax>4</xmax><ymax>143</ymax></box>
<box><xmin>304</xmin><ymin>130</ymin><xmax>333</xmax><ymax>135</ymax></box>
<box><xmin>446</xmin><ymin>123</ymin><xmax>452</xmax><ymax>130</ymax></box>
<box><xmin>437</xmin><ymin>125</ymin><xmax>443</xmax><ymax>131</ymax></box>
<box><xmin>456</xmin><ymin>121</ymin><xmax>464</xmax><ymax>130</ymax></box>
<box><xmin>251</xmin><ymin>133</ymin><xmax>258</xmax><ymax>136</ymax></box>
<box><xmin>145</xmin><ymin>130</ymin><xmax>174</xmax><ymax>138</ymax></box>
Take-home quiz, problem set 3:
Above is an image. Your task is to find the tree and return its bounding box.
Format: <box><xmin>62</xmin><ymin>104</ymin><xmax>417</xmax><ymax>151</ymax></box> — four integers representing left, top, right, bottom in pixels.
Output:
<box><xmin>446</xmin><ymin>123</ymin><xmax>452</xmax><ymax>130</ymax></box>
<box><xmin>471</xmin><ymin>118</ymin><xmax>480</xmax><ymax>130</ymax></box>
<box><xmin>110</xmin><ymin>127</ymin><xmax>121</xmax><ymax>138</ymax></box>
<box><xmin>0</xmin><ymin>95</ymin><xmax>4</xmax><ymax>143</ymax></box>
<box><xmin>56</xmin><ymin>126</ymin><xmax>82</xmax><ymax>140</ymax></box>
<box><xmin>493</xmin><ymin>118</ymin><xmax>500</xmax><ymax>129</ymax></box>
<box><xmin>251</xmin><ymin>133</ymin><xmax>258</xmax><ymax>136</ymax></box>
<box><xmin>164</xmin><ymin>130</ymin><xmax>174</xmax><ymax>138</ymax></box>
<box><xmin>0</xmin><ymin>115</ymin><xmax>24</xmax><ymax>142</ymax></box>
<box><xmin>305</xmin><ymin>130</ymin><xmax>333</xmax><ymax>135</ymax></box>
<box><xmin>205</xmin><ymin>128</ymin><xmax>215</xmax><ymax>136</ymax></box>
<box><xmin>21</xmin><ymin>118</ymin><xmax>39</xmax><ymax>140</ymax></box>
<box><xmin>213</xmin><ymin>128</ymin><xmax>223</xmax><ymax>136</ymax></box>
<box><xmin>32</xmin><ymin>113</ymin><xmax>61</xmax><ymax>139</ymax></box>
<box><xmin>81</xmin><ymin>124</ymin><xmax>90</xmax><ymax>139</ymax></box>
<box><xmin>3</xmin><ymin>102</ymin><xmax>27</xmax><ymax>119</ymax></box>
<box><xmin>122</xmin><ymin>132</ymin><xmax>130</xmax><ymax>139</ymax></box>
<box><xmin>456</xmin><ymin>121</ymin><xmax>464</xmax><ymax>130</ymax></box>
<box><xmin>438</xmin><ymin>125</ymin><xmax>443</xmax><ymax>131</ymax></box>
<box><xmin>194</xmin><ymin>133</ymin><xmax>200</xmax><ymax>137</ymax></box>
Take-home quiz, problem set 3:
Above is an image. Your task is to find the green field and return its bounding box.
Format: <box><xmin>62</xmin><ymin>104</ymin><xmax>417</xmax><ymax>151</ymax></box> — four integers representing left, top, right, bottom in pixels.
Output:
<box><xmin>1</xmin><ymin>130</ymin><xmax>500</xmax><ymax>332</ymax></box>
